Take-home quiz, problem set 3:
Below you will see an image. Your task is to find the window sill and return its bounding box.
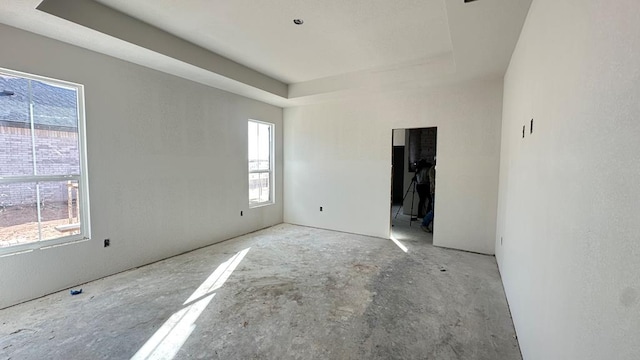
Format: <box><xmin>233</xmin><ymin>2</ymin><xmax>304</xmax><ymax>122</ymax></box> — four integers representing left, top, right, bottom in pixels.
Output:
<box><xmin>249</xmin><ymin>202</ymin><xmax>275</xmax><ymax>209</ymax></box>
<box><xmin>0</xmin><ymin>235</ymin><xmax>90</xmax><ymax>257</ymax></box>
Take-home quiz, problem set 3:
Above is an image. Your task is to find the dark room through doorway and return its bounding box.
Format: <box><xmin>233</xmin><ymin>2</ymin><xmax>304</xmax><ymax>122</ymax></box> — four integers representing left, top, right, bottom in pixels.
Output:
<box><xmin>390</xmin><ymin>127</ymin><xmax>438</xmax><ymax>244</ymax></box>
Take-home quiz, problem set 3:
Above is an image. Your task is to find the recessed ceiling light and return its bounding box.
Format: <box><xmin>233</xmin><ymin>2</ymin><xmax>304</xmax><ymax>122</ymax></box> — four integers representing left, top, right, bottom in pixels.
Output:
<box><xmin>293</xmin><ymin>19</ymin><xmax>304</xmax><ymax>25</ymax></box>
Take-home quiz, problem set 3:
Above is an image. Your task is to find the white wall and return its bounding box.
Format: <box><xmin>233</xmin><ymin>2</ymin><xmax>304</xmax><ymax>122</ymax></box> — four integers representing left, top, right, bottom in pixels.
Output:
<box><xmin>284</xmin><ymin>78</ymin><xmax>503</xmax><ymax>254</ymax></box>
<box><xmin>0</xmin><ymin>24</ymin><xmax>283</xmax><ymax>309</ymax></box>
<box><xmin>496</xmin><ymin>1</ymin><xmax>640</xmax><ymax>359</ymax></box>
<box><xmin>392</xmin><ymin>129</ymin><xmax>405</xmax><ymax>146</ymax></box>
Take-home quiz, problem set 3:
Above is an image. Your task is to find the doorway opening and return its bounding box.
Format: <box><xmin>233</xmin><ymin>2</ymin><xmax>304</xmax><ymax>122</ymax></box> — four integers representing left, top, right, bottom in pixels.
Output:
<box><xmin>390</xmin><ymin>127</ymin><xmax>437</xmax><ymax>244</ymax></box>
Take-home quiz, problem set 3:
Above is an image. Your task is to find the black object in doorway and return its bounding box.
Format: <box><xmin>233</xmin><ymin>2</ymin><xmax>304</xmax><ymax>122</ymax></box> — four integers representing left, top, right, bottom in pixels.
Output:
<box><xmin>392</xmin><ymin>146</ymin><xmax>405</xmax><ymax>205</ymax></box>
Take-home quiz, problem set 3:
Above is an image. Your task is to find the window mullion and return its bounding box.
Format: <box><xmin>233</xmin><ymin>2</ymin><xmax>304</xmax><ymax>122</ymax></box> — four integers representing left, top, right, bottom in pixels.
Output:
<box><xmin>0</xmin><ymin>175</ymin><xmax>80</xmax><ymax>184</ymax></box>
<box><xmin>28</xmin><ymin>79</ymin><xmax>38</xmax><ymax>177</ymax></box>
<box><xmin>27</xmin><ymin>80</ymin><xmax>44</xmax><ymax>241</ymax></box>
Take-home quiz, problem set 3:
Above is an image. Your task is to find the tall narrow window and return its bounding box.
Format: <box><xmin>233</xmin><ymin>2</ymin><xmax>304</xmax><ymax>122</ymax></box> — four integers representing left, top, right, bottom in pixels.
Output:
<box><xmin>0</xmin><ymin>68</ymin><xmax>90</xmax><ymax>253</ymax></box>
<box><xmin>248</xmin><ymin>120</ymin><xmax>274</xmax><ymax>207</ymax></box>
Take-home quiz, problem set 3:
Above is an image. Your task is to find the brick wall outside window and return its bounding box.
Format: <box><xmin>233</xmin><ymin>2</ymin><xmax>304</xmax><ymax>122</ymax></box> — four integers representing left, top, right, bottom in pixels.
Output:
<box><xmin>0</xmin><ymin>125</ymin><xmax>79</xmax><ymax>207</ymax></box>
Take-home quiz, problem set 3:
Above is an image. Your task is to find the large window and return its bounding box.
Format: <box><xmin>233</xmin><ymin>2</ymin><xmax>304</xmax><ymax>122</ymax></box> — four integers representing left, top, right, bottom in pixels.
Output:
<box><xmin>0</xmin><ymin>68</ymin><xmax>90</xmax><ymax>253</ymax></box>
<box><xmin>248</xmin><ymin>120</ymin><xmax>274</xmax><ymax>207</ymax></box>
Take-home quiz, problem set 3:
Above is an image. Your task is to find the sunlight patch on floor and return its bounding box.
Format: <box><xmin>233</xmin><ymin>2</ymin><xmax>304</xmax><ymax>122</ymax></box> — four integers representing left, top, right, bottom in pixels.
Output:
<box><xmin>131</xmin><ymin>247</ymin><xmax>250</xmax><ymax>360</ymax></box>
<box><xmin>390</xmin><ymin>235</ymin><xmax>408</xmax><ymax>253</ymax></box>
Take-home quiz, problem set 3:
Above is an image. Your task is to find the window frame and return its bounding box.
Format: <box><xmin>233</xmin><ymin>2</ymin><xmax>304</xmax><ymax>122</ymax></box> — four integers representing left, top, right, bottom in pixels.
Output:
<box><xmin>0</xmin><ymin>67</ymin><xmax>91</xmax><ymax>255</ymax></box>
<box><xmin>248</xmin><ymin>119</ymin><xmax>275</xmax><ymax>208</ymax></box>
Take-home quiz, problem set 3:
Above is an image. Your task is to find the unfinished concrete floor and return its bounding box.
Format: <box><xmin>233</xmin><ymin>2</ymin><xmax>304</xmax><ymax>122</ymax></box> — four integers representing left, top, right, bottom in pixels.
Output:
<box><xmin>0</xmin><ymin>224</ymin><xmax>521</xmax><ymax>360</ymax></box>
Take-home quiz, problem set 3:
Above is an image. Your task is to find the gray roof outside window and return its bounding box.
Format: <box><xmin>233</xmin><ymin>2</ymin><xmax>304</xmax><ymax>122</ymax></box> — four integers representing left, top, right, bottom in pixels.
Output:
<box><xmin>0</xmin><ymin>75</ymin><xmax>78</xmax><ymax>129</ymax></box>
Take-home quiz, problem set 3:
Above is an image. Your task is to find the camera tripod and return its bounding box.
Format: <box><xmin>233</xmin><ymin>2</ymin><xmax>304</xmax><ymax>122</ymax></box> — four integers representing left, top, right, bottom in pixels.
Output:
<box><xmin>394</xmin><ymin>176</ymin><xmax>419</xmax><ymax>226</ymax></box>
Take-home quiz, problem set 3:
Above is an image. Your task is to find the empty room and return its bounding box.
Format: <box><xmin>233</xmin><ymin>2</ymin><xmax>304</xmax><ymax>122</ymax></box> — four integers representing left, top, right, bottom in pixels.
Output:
<box><xmin>1</xmin><ymin>0</ymin><xmax>639</xmax><ymax>359</ymax></box>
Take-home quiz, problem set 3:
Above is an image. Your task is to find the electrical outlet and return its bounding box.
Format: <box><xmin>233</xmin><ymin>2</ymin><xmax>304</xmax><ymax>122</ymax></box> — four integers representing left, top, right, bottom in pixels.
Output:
<box><xmin>320</xmin><ymin>206</ymin><xmax>323</xmax><ymax>212</ymax></box>
<box><xmin>240</xmin><ymin>211</ymin><xmax>243</xmax><ymax>216</ymax></box>
<box><xmin>104</xmin><ymin>239</ymin><xmax>110</xmax><ymax>247</ymax></box>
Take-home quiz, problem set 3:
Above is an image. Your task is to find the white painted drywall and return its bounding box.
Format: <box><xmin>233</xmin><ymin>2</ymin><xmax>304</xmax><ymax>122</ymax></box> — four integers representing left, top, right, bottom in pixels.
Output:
<box><xmin>496</xmin><ymin>0</ymin><xmax>640</xmax><ymax>359</ymax></box>
<box><xmin>0</xmin><ymin>24</ymin><xmax>283</xmax><ymax>309</ymax></box>
<box><xmin>392</xmin><ymin>129</ymin><xmax>405</xmax><ymax>146</ymax></box>
<box><xmin>284</xmin><ymin>78</ymin><xmax>503</xmax><ymax>254</ymax></box>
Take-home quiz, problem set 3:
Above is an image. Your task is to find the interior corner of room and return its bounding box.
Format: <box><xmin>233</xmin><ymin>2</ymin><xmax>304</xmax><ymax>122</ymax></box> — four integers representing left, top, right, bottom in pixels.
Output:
<box><xmin>1</xmin><ymin>0</ymin><xmax>639</xmax><ymax>359</ymax></box>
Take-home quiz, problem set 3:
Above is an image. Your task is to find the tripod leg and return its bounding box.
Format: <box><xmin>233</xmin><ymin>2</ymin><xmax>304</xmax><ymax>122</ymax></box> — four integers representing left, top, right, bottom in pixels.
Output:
<box><xmin>409</xmin><ymin>181</ymin><xmax>416</xmax><ymax>226</ymax></box>
<box><xmin>394</xmin><ymin>178</ymin><xmax>416</xmax><ymax>219</ymax></box>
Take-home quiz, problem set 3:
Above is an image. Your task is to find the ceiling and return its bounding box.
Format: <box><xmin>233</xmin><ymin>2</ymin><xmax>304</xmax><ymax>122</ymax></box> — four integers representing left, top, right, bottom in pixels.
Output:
<box><xmin>0</xmin><ymin>0</ymin><xmax>532</xmax><ymax>107</ymax></box>
<box><xmin>95</xmin><ymin>0</ymin><xmax>454</xmax><ymax>84</ymax></box>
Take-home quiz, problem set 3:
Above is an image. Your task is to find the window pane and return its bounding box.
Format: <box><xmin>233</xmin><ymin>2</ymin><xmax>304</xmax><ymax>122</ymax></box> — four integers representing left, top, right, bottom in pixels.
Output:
<box><xmin>249</xmin><ymin>173</ymin><xmax>261</xmax><ymax>204</ymax></box>
<box><xmin>249</xmin><ymin>172</ymin><xmax>271</xmax><ymax>205</ymax></box>
<box><xmin>256</xmin><ymin>123</ymin><xmax>270</xmax><ymax>171</ymax></box>
<box><xmin>39</xmin><ymin>180</ymin><xmax>81</xmax><ymax>241</ymax></box>
<box><xmin>0</xmin><ymin>75</ymin><xmax>34</xmax><ymax>177</ymax></box>
<box><xmin>248</xmin><ymin>121</ymin><xmax>258</xmax><ymax>170</ymax></box>
<box><xmin>32</xmin><ymin>80</ymin><xmax>80</xmax><ymax>176</ymax></box>
<box><xmin>0</xmin><ymin>182</ymin><xmax>39</xmax><ymax>247</ymax></box>
<box><xmin>259</xmin><ymin>172</ymin><xmax>270</xmax><ymax>203</ymax></box>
